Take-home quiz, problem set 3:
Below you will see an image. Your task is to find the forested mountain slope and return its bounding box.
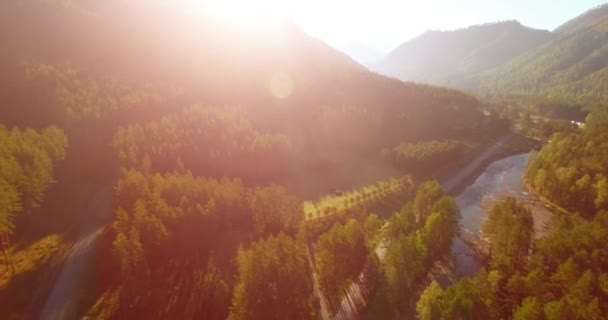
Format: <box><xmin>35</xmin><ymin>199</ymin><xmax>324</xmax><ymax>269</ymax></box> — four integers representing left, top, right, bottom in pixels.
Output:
<box><xmin>466</xmin><ymin>10</ymin><xmax>608</xmax><ymax>106</ymax></box>
<box><xmin>375</xmin><ymin>4</ymin><xmax>608</xmax><ymax>107</ymax></box>
<box><xmin>374</xmin><ymin>21</ymin><xmax>552</xmax><ymax>85</ymax></box>
<box><xmin>0</xmin><ymin>0</ymin><xmax>505</xmax><ymax>187</ymax></box>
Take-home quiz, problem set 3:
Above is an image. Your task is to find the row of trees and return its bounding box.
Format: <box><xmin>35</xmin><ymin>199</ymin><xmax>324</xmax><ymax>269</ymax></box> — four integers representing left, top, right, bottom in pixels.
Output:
<box><xmin>305</xmin><ymin>176</ymin><xmax>414</xmax><ymax>220</ymax></box>
<box><xmin>384</xmin><ymin>140</ymin><xmax>468</xmax><ymax>171</ymax></box>
<box><xmin>417</xmin><ymin>198</ymin><xmax>608</xmax><ymax>319</ymax></box>
<box><xmin>302</xmin><ymin>177</ymin><xmax>415</xmax><ymax>248</ymax></box>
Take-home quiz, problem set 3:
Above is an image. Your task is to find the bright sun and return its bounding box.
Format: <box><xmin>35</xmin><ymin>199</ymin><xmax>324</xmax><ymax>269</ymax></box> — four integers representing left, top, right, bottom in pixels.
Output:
<box><xmin>186</xmin><ymin>0</ymin><xmax>288</xmax><ymax>28</ymax></box>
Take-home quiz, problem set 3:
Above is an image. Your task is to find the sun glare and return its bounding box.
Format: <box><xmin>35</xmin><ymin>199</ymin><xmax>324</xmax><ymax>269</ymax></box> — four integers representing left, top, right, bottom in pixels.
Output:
<box><xmin>186</xmin><ymin>0</ymin><xmax>288</xmax><ymax>30</ymax></box>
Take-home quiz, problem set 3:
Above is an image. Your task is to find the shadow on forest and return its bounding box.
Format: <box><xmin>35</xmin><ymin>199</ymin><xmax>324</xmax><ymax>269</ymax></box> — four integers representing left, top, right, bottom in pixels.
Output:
<box><xmin>0</xmin><ymin>262</ymin><xmax>49</xmax><ymax>318</ymax></box>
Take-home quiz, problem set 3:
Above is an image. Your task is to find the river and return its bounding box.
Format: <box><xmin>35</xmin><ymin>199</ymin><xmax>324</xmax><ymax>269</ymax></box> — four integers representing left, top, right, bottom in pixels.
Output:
<box><xmin>450</xmin><ymin>152</ymin><xmax>553</xmax><ymax>276</ymax></box>
<box><xmin>329</xmin><ymin>151</ymin><xmax>553</xmax><ymax>319</ymax></box>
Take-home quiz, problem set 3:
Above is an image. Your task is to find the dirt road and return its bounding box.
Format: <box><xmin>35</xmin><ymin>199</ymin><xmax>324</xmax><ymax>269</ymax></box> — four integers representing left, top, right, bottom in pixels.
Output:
<box><xmin>38</xmin><ymin>183</ymin><xmax>114</xmax><ymax>320</ymax></box>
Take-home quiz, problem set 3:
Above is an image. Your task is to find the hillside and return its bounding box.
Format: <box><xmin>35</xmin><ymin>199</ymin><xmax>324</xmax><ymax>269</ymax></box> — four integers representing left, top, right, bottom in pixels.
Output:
<box><xmin>0</xmin><ymin>1</ymin><xmax>504</xmax><ymax>184</ymax></box>
<box><xmin>466</xmin><ymin>9</ymin><xmax>608</xmax><ymax>106</ymax></box>
<box><xmin>554</xmin><ymin>3</ymin><xmax>608</xmax><ymax>35</ymax></box>
<box><xmin>374</xmin><ymin>21</ymin><xmax>552</xmax><ymax>85</ymax></box>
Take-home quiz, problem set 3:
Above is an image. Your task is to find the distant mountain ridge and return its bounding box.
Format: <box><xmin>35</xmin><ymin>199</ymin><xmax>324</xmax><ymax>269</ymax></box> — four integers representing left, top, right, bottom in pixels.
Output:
<box><xmin>463</xmin><ymin>5</ymin><xmax>608</xmax><ymax>105</ymax></box>
<box><xmin>373</xmin><ymin>21</ymin><xmax>552</xmax><ymax>85</ymax></box>
<box><xmin>554</xmin><ymin>3</ymin><xmax>608</xmax><ymax>35</ymax></box>
<box><xmin>374</xmin><ymin>4</ymin><xmax>608</xmax><ymax>106</ymax></box>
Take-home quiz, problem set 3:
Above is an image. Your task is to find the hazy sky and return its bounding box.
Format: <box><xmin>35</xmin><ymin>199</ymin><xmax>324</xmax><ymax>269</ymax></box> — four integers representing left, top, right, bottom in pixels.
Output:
<box><xmin>288</xmin><ymin>0</ymin><xmax>607</xmax><ymax>52</ymax></box>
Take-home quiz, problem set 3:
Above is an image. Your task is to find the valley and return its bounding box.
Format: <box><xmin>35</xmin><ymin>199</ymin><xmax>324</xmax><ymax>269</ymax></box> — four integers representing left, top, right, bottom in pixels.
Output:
<box><xmin>1</xmin><ymin>1</ymin><xmax>608</xmax><ymax>320</ymax></box>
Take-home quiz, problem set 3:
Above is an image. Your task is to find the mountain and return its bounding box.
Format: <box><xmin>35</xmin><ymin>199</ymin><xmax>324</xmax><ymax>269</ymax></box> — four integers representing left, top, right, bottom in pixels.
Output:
<box><xmin>465</xmin><ymin>5</ymin><xmax>608</xmax><ymax>106</ymax></box>
<box><xmin>0</xmin><ymin>2</ymin><xmax>499</xmax><ymax>199</ymax></box>
<box><xmin>554</xmin><ymin>3</ymin><xmax>608</xmax><ymax>35</ymax></box>
<box><xmin>373</xmin><ymin>21</ymin><xmax>552</xmax><ymax>85</ymax></box>
<box><xmin>1</xmin><ymin>0</ymin><xmax>496</xmax><ymax>150</ymax></box>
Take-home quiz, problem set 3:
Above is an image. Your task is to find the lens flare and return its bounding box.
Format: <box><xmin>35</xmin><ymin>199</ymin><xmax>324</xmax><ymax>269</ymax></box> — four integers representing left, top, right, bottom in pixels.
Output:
<box><xmin>269</xmin><ymin>72</ymin><xmax>293</xmax><ymax>99</ymax></box>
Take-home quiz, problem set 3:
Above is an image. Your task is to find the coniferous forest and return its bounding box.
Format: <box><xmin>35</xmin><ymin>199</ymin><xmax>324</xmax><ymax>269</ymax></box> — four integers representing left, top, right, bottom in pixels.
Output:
<box><xmin>1</xmin><ymin>1</ymin><xmax>608</xmax><ymax>320</ymax></box>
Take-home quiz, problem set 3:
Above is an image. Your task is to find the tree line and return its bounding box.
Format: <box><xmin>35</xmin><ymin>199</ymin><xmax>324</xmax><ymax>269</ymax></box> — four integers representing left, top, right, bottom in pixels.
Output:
<box><xmin>304</xmin><ymin>176</ymin><xmax>414</xmax><ymax>221</ymax></box>
<box><xmin>384</xmin><ymin>140</ymin><xmax>469</xmax><ymax>172</ymax></box>
<box><xmin>1</xmin><ymin>62</ymin><xmax>178</xmax><ymax>129</ymax></box>
<box><xmin>112</xmin><ymin>106</ymin><xmax>293</xmax><ymax>183</ymax></box>
<box><xmin>0</xmin><ymin>125</ymin><xmax>67</xmax><ymax>273</ymax></box>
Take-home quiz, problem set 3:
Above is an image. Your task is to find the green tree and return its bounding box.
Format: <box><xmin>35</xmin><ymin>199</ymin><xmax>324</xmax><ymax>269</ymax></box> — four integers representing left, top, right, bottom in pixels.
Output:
<box><xmin>419</xmin><ymin>196</ymin><xmax>459</xmax><ymax>260</ymax></box>
<box><xmin>229</xmin><ymin>233</ymin><xmax>315</xmax><ymax>320</ymax></box>
<box><xmin>364</xmin><ymin>213</ymin><xmax>382</xmax><ymax>248</ymax></box>
<box><xmin>416</xmin><ymin>281</ymin><xmax>443</xmax><ymax>320</ymax></box>
<box><xmin>595</xmin><ymin>175</ymin><xmax>608</xmax><ymax>209</ymax></box>
<box><xmin>513</xmin><ymin>297</ymin><xmax>542</xmax><ymax>320</ymax></box>
<box><xmin>0</xmin><ymin>179</ymin><xmax>21</xmax><ymax>235</ymax></box>
<box><xmin>316</xmin><ymin>219</ymin><xmax>368</xmax><ymax>297</ymax></box>
<box><xmin>412</xmin><ymin>180</ymin><xmax>444</xmax><ymax>225</ymax></box>
<box><xmin>544</xmin><ymin>300</ymin><xmax>569</xmax><ymax>320</ymax></box>
<box><xmin>247</xmin><ymin>185</ymin><xmax>302</xmax><ymax>237</ymax></box>
<box><xmin>482</xmin><ymin>198</ymin><xmax>533</xmax><ymax>273</ymax></box>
